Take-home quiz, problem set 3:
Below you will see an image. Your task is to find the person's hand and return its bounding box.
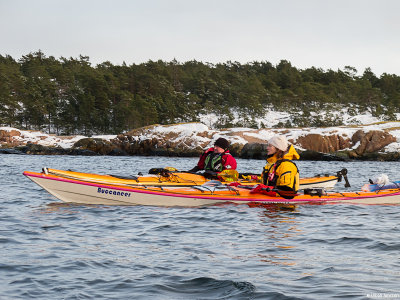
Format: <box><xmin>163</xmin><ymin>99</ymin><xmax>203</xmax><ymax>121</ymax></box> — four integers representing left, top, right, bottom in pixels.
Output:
<box><xmin>250</xmin><ymin>184</ymin><xmax>276</xmax><ymax>196</ymax></box>
<box><xmin>250</xmin><ymin>175</ymin><xmax>260</xmax><ymax>181</ymax></box>
<box><xmin>250</xmin><ymin>184</ymin><xmax>267</xmax><ymax>193</ymax></box>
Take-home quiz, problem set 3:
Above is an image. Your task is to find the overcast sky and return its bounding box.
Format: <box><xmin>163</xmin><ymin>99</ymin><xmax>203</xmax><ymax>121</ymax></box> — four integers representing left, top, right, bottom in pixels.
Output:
<box><xmin>1</xmin><ymin>0</ymin><xmax>399</xmax><ymax>76</ymax></box>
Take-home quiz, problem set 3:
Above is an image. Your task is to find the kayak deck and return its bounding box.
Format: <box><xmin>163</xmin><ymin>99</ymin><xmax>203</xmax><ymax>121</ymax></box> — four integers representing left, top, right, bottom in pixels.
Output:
<box><xmin>43</xmin><ymin>167</ymin><xmax>339</xmax><ymax>189</ymax></box>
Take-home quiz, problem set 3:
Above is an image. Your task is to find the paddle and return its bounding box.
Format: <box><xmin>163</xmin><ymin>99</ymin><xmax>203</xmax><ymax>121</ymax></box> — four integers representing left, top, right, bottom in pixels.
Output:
<box><xmin>149</xmin><ymin>167</ymin><xmax>239</xmax><ymax>181</ymax></box>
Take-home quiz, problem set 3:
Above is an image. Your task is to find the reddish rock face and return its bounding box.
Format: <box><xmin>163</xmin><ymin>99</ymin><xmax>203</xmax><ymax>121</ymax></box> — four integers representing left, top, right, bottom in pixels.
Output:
<box><xmin>351</xmin><ymin>130</ymin><xmax>397</xmax><ymax>155</ymax></box>
<box><xmin>0</xmin><ymin>129</ymin><xmax>21</xmax><ymax>139</ymax></box>
<box><xmin>0</xmin><ymin>129</ymin><xmax>22</xmax><ymax>146</ymax></box>
<box><xmin>296</xmin><ymin>134</ymin><xmax>351</xmax><ymax>153</ymax></box>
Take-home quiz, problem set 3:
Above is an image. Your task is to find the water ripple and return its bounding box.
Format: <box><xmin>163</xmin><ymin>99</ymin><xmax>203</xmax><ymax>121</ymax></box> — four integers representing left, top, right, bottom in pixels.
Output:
<box><xmin>154</xmin><ymin>277</ymin><xmax>256</xmax><ymax>300</ymax></box>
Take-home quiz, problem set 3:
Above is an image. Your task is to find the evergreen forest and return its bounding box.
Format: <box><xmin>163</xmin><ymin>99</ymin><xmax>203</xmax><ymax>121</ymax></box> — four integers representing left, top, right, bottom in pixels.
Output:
<box><xmin>1</xmin><ymin>51</ymin><xmax>400</xmax><ymax>135</ymax></box>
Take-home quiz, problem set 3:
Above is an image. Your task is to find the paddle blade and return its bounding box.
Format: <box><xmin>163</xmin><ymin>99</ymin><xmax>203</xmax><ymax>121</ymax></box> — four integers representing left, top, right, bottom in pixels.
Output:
<box><xmin>148</xmin><ymin>167</ymin><xmax>177</xmax><ymax>176</ymax></box>
<box><xmin>164</xmin><ymin>167</ymin><xmax>178</xmax><ymax>172</ymax></box>
<box><xmin>218</xmin><ymin>169</ymin><xmax>239</xmax><ymax>182</ymax></box>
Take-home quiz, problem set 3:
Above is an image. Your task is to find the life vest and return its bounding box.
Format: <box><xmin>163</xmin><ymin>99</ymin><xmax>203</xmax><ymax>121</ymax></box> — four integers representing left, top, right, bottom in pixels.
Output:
<box><xmin>204</xmin><ymin>152</ymin><xmax>224</xmax><ymax>172</ymax></box>
<box><xmin>263</xmin><ymin>159</ymin><xmax>299</xmax><ymax>191</ymax></box>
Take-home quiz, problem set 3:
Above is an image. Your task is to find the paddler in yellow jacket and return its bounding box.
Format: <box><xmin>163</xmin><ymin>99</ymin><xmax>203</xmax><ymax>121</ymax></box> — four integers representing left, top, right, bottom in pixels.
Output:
<box><xmin>251</xmin><ymin>135</ymin><xmax>300</xmax><ymax>199</ymax></box>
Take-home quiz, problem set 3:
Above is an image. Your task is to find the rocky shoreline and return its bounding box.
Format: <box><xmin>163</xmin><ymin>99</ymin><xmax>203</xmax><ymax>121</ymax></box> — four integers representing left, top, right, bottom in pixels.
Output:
<box><xmin>1</xmin><ymin>123</ymin><xmax>400</xmax><ymax>161</ymax></box>
<box><xmin>1</xmin><ymin>143</ymin><xmax>399</xmax><ymax>161</ymax></box>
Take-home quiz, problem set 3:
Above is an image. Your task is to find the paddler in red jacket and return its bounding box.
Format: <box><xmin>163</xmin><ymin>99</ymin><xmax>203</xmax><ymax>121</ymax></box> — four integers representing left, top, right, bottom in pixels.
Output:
<box><xmin>189</xmin><ymin>137</ymin><xmax>237</xmax><ymax>175</ymax></box>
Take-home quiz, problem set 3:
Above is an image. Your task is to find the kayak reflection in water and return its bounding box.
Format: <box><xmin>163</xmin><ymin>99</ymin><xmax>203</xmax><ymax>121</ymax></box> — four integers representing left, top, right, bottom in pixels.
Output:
<box><xmin>252</xmin><ymin>135</ymin><xmax>300</xmax><ymax>199</ymax></box>
<box><xmin>188</xmin><ymin>137</ymin><xmax>237</xmax><ymax>178</ymax></box>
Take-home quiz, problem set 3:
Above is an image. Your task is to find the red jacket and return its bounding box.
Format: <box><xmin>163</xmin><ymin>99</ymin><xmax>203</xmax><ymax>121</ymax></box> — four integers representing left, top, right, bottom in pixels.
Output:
<box><xmin>196</xmin><ymin>148</ymin><xmax>237</xmax><ymax>171</ymax></box>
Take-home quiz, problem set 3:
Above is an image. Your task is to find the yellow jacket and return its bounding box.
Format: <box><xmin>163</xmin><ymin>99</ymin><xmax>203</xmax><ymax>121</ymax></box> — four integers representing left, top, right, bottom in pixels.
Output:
<box><xmin>263</xmin><ymin>145</ymin><xmax>300</xmax><ymax>192</ymax></box>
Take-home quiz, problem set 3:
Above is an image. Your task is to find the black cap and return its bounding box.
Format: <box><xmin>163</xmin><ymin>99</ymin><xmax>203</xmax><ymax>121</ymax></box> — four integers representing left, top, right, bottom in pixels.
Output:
<box><xmin>214</xmin><ymin>137</ymin><xmax>230</xmax><ymax>150</ymax></box>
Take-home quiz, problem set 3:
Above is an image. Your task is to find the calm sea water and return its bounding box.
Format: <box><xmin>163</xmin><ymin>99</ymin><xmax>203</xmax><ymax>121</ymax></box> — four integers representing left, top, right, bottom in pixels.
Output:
<box><xmin>1</xmin><ymin>154</ymin><xmax>400</xmax><ymax>300</ymax></box>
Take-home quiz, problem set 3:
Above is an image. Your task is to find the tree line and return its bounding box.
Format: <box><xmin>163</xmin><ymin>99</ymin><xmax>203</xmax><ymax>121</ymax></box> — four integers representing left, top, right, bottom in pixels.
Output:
<box><xmin>1</xmin><ymin>51</ymin><xmax>400</xmax><ymax>135</ymax></box>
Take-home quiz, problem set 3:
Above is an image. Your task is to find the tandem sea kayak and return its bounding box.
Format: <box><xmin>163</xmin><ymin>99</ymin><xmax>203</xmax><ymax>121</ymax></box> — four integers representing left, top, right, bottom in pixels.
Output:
<box><xmin>41</xmin><ymin>167</ymin><xmax>347</xmax><ymax>190</ymax></box>
<box><xmin>23</xmin><ymin>170</ymin><xmax>400</xmax><ymax>207</ymax></box>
